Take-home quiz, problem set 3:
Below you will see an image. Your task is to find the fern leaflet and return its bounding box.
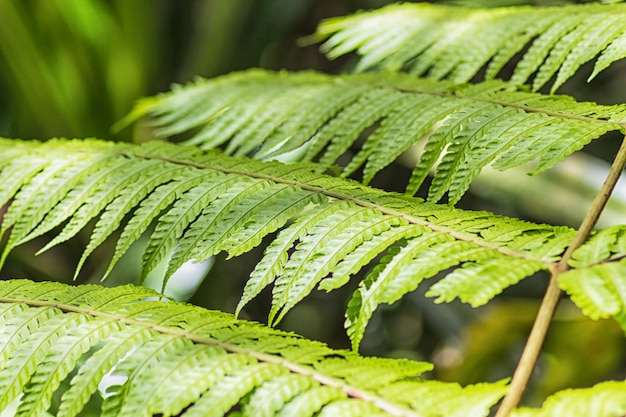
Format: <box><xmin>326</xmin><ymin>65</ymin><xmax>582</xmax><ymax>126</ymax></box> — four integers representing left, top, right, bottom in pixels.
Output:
<box><xmin>510</xmin><ymin>381</ymin><xmax>626</xmax><ymax>417</ymax></box>
<box><xmin>555</xmin><ymin>225</ymin><xmax>626</xmax><ymax>331</ymax></box>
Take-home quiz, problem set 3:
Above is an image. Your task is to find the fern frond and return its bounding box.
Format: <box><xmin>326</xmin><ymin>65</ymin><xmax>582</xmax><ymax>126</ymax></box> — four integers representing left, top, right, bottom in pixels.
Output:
<box><xmin>381</xmin><ymin>380</ymin><xmax>510</xmax><ymax>417</ymax></box>
<box><xmin>568</xmin><ymin>224</ymin><xmax>626</xmax><ymax>268</ymax></box>
<box><xmin>559</xmin><ymin>259</ymin><xmax>626</xmax><ymax>328</ymax></box>
<box><xmin>242</xmin><ymin>373</ymin><xmax>315</xmax><ymax>417</ymax></box>
<box><xmin>268</xmin><ymin>205</ymin><xmax>396</xmax><ymax>326</ymax></box>
<box><xmin>58</xmin><ymin>326</ymin><xmax>156</xmax><ymax>417</ymax></box>
<box><xmin>236</xmin><ymin>200</ymin><xmax>340</xmax><ymax>317</ymax></box>
<box><xmin>316</xmin><ymin>3</ymin><xmax>626</xmax><ymax>92</ymax></box>
<box><xmin>123</xmin><ymin>70</ymin><xmax>626</xmax><ymax>203</ymax></box>
<box><xmin>0</xmin><ymin>279</ymin><xmax>508</xmax><ymax>417</ymax></box>
<box><xmin>0</xmin><ymin>139</ymin><xmax>576</xmax><ymax>347</ymax></box>
<box><xmin>557</xmin><ymin>226</ymin><xmax>626</xmax><ymax>330</ymax></box>
<box><xmin>511</xmin><ymin>381</ymin><xmax>626</xmax><ymax>417</ymax></box>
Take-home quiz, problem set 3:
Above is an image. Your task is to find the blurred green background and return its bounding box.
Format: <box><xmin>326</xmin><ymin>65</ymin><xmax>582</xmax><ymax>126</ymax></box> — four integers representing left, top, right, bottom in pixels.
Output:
<box><xmin>0</xmin><ymin>0</ymin><xmax>624</xmax><ymax>408</ymax></box>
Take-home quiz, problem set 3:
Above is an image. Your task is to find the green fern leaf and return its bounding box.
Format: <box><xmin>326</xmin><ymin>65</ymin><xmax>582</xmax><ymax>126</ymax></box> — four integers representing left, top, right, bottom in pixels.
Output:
<box><xmin>219</xmin><ymin>186</ymin><xmax>321</xmax><ymax>258</ymax></box>
<box><xmin>346</xmin><ymin>238</ymin><xmax>431</xmax><ymax>349</ymax></box>
<box><xmin>511</xmin><ymin>381</ymin><xmax>626</xmax><ymax>417</ymax></box>
<box><xmin>568</xmin><ymin>225</ymin><xmax>626</xmax><ymax>267</ymax></box>
<box><xmin>510</xmin><ymin>13</ymin><xmax>586</xmax><ymax>87</ymax></box>
<box><xmin>360</xmin><ymin>92</ymin><xmax>474</xmax><ymax>187</ymax></box>
<box><xmin>236</xmin><ymin>200</ymin><xmax>337</xmax><ymax>317</ymax></box>
<box><xmin>162</xmin><ymin>178</ymin><xmax>271</xmax><ymax>284</ymax></box>
<box><xmin>380</xmin><ymin>380</ymin><xmax>508</xmax><ymax>417</ymax></box>
<box><xmin>549</xmin><ymin>15</ymin><xmax>625</xmax><ymax>93</ymax></box>
<box><xmin>427</xmin><ymin>257</ymin><xmax>546</xmax><ymax>307</ymax></box>
<box><xmin>75</xmin><ymin>162</ymin><xmax>190</xmax><ymax>279</ymax></box>
<box><xmin>243</xmin><ymin>374</ymin><xmax>315</xmax><ymax>417</ymax></box>
<box><xmin>318</xmin><ymin>224</ymin><xmax>423</xmax><ymax>292</ymax></box>
<box><xmin>484</xmin><ymin>14</ymin><xmax>554</xmax><ymax>80</ymax></box>
<box><xmin>184</xmin><ymin>363</ymin><xmax>288</xmax><ymax>417</ymax></box>
<box><xmin>315</xmin><ymin>356</ymin><xmax>432</xmax><ymax>390</ymax></box>
<box><xmin>0</xmin><ymin>143</ymin><xmax>118</xmax><ymax>267</ymax></box>
<box><xmin>19</xmin><ymin>157</ymin><xmax>131</xmax><ymax>253</ymax></box>
<box><xmin>591</xmin><ymin>32</ymin><xmax>626</xmax><ymax>80</ymax></box>
<box><xmin>0</xmin><ymin>310</ymin><xmax>85</xmax><ymax>412</ymax></box>
<box><xmin>274</xmin><ymin>386</ymin><xmax>346</xmax><ymax>417</ymax></box>
<box><xmin>101</xmin><ymin>336</ymin><xmax>193</xmax><ymax>417</ymax></box>
<box><xmin>140</xmin><ymin>174</ymin><xmax>231</xmax><ymax>283</ymax></box>
<box><xmin>102</xmin><ymin>169</ymin><xmax>213</xmax><ymax>279</ymax></box>
<box><xmin>531</xmin><ymin>15</ymin><xmax>607</xmax><ymax>92</ymax></box>
<box><xmin>269</xmin><ymin>206</ymin><xmax>391</xmax><ymax>325</ymax></box>
<box><xmin>559</xmin><ymin>260</ymin><xmax>626</xmax><ymax>323</ymax></box>
<box><xmin>124</xmin><ymin>69</ymin><xmax>626</xmax><ymax>204</ymax></box>
<box><xmin>284</xmin><ymin>212</ymin><xmax>407</xmax><ymax>299</ymax></box>
<box><xmin>151</xmin><ymin>347</ymin><xmax>252</xmax><ymax>417</ymax></box>
<box><xmin>110</xmin><ymin>343</ymin><xmax>211</xmax><ymax>417</ymax></box>
<box><xmin>0</xmin><ymin>139</ymin><xmax>580</xmax><ymax>348</ymax></box>
<box><xmin>318</xmin><ymin>399</ymin><xmax>391</xmax><ymax>417</ymax></box>
<box><xmin>0</xmin><ymin>153</ymin><xmax>85</xmax><ymax>264</ymax></box>
<box><xmin>17</xmin><ymin>318</ymin><xmax>121</xmax><ymax>417</ymax></box>
<box><xmin>58</xmin><ymin>326</ymin><xmax>156</xmax><ymax>417</ymax></box>
<box><xmin>305</xmin><ymin>88</ymin><xmax>403</xmax><ymax>165</ymax></box>
<box><xmin>420</xmin><ymin>101</ymin><xmax>505</xmax><ymax>201</ymax></box>
<box><xmin>316</xmin><ymin>3</ymin><xmax>626</xmax><ymax>91</ymax></box>
<box><xmin>344</xmin><ymin>234</ymin><xmax>543</xmax><ymax>348</ymax></box>
<box><xmin>0</xmin><ymin>279</ymin><xmax>508</xmax><ymax>417</ymax></box>
<box><xmin>254</xmin><ymin>84</ymin><xmax>371</xmax><ymax>160</ymax></box>
<box><xmin>558</xmin><ymin>226</ymin><xmax>626</xmax><ymax>329</ymax></box>
<box><xmin>0</xmin><ymin>155</ymin><xmax>50</xmax><ymax>220</ymax></box>
<box><xmin>38</xmin><ymin>159</ymin><xmax>162</xmax><ymax>256</ymax></box>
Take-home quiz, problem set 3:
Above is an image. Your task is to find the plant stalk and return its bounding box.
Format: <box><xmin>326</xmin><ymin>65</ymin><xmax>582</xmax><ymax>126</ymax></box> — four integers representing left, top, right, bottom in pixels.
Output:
<box><xmin>495</xmin><ymin>134</ymin><xmax>626</xmax><ymax>417</ymax></box>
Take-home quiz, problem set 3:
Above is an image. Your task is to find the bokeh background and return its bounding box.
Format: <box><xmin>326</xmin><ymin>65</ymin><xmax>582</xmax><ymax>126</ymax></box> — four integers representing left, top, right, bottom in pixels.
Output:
<box><xmin>0</xmin><ymin>0</ymin><xmax>625</xmax><ymax>408</ymax></box>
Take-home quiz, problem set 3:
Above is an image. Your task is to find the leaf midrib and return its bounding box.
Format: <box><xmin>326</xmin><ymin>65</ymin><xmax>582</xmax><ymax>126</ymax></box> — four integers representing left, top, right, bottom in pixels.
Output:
<box><xmin>385</xmin><ymin>84</ymin><xmax>626</xmax><ymax>128</ymax></box>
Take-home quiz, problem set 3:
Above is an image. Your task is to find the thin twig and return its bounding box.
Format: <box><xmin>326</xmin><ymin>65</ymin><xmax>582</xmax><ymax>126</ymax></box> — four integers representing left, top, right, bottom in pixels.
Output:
<box><xmin>495</xmin><ymin>134</ymin><xmax>626</xmax><ymax>417</ymax></box>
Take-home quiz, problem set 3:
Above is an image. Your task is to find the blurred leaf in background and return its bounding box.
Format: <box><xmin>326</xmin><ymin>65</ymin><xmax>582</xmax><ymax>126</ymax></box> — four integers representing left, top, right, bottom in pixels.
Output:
<box><xmin>0</xmin><ymin>0</ymin><xmax>318</xmax><ymax>140</ymax></box>
<box><xmin>0</xmin><ymin>0</ymin><xmax>159</xmax><ymax>139</ymax></box>
<box><xmin>435</xmin><ymin>301</ymin><xmax>626</xmax><ymax>406</ymax></box>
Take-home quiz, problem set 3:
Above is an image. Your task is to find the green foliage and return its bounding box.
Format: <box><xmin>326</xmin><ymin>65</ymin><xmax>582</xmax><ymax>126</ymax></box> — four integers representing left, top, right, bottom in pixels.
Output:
<box><xmin>123</xmin><ymin>69</ymin><xmax>626</xmax><ymax>204</ymax></box>
<box><xmin>511</xmin><ymin>381</ymin><xmax>626</xmax><ymax>417</ymax></box>
<box><xmin>315</xmin><ymin>2</ymin><xmax>626</xmax><ymax>92</ymax></box>
<box><xmin>557</xmin><ymin>226</ymin><xmax>626</xmax><ymax>325</ymax></box>
<box><xmin>0</xmin><ymin>279</ymin><xmax>508</xmax><ymax>417</ymax></box>
<box><xmin>2</xmin><ymin>2</ymin><xmax>626</xmax><ymax>416</ymax></box>
<box><xmin>0</xmin><ymin>138</ymin><xmax>579</xmax><ymax>350</ymax></box>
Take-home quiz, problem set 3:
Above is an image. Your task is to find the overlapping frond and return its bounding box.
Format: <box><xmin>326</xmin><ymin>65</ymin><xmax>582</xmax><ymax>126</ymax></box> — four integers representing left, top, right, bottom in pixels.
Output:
<box><xmin>559</xmin><ymin>225</ymin><xmax>626</xmax><ymax>331</ymax></box>
<box><xmin>511</xmin><ymin>381</ymin><xmax>626</xmax><ymax>417</ymax></box>
<box><xmin>316</xmin><ymin>2</ymin><xmax>626</xmax><ymax>92</ymax></box>
<box><xmin>0</xmin><ymin>279</ymin><xmax>508</xmax><ymax>417</ymax></box>
<box><xmin>0</xmin><ymin>139</ymin><xmax>573</xmax><ymax>347</ymax></box>
<box><xmin>123</xmin><ymin>69</ymin><xmax>626</xmax><ymax>204</ymax></box>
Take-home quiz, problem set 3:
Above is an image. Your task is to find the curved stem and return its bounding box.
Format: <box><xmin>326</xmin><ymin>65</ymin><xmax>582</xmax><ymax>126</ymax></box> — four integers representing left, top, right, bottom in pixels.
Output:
<box><xmin>495</xmin><ymin>134</ymin><xmax>626</xmax><ymax>417</ymax></box>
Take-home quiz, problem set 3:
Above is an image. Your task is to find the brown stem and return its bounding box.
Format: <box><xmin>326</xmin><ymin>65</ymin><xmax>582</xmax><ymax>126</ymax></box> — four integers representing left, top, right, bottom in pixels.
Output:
<box><xmin>495</xmin><ymin>135</ymin><xmax>626</xmax><ymax>417</ymax></box>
